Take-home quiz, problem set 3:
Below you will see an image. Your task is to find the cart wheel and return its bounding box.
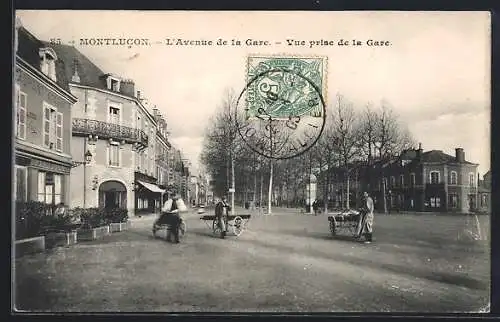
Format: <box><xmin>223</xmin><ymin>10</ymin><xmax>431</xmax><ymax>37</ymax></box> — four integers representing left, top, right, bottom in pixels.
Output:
<box><xmin>329</xmin><ymin>221</ymin><xmax>336</xmax><ymax>236</ymax></box>
<box><xmin>212</xmin><ymin>219</ymin><xmax>221</xmax><ymax>236</ymax></box>
<box><xmin>232</xmin><ymin>216</ymin><xmax>244</xmax><ymax>236</ymax></box>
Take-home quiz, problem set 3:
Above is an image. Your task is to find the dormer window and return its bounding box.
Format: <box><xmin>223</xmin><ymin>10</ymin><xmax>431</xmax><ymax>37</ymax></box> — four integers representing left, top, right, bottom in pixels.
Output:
<box><xmin>106</xmin><ymin>75</ymin><xmax>121</xmax><ymax>92</ymax></box>
<box><xmin>39</xmin><ymin>48</ymin><xmax>57</xmax><ymax>82</ymax></box>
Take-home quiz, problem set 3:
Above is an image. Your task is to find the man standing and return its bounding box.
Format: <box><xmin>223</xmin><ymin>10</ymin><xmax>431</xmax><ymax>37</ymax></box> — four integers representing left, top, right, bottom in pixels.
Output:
<box><xmin>356</xmin><ymin>191</ymin><xmax>374</xmax><ymax>243</ymax></box>
<box><xmin>215</xmin><ymin>196</ymin><xmax>231</xmax><ymax>239</ymax></box>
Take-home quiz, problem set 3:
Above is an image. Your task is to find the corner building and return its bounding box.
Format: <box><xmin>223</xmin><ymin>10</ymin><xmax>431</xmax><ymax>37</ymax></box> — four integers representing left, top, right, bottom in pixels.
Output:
<box><xmin>50</xmin><ymin>43</ymin><xmax>163</xmax><ymax>216</ymax></box>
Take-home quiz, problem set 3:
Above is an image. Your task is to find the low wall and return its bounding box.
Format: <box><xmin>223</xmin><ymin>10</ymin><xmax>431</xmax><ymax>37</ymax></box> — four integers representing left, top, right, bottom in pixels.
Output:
<box><xmin>109</xmin><ymin>222</ymin><xmax>129</xmax><ymax>233</ymax></box>
<box><xmin>45</xmin><ymin>231</ymin><xmax>78</xmax><ymax>248</ymax></box>
<box><xmin>15</xmin><ymin>236</ymin><xmax>45</xmax><ymax>258</ymax></box>
<box><xmin>77</xmin><ymin>226</ymin><xmax>110</xmax><ymax>241</ymax></box>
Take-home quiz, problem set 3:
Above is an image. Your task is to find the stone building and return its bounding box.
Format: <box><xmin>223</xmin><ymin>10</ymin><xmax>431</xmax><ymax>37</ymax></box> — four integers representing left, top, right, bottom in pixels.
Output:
<box><xmin>14</xmin><ymin>22</ymin><xmax>77</xmax><ymax>206</ymax></box>
<box><xmin>363</xmin><ymin>144</ymin><xmax>479</xmax><ymax>213</ymax></box>
<box><xmin>49</xmin><ymin>43</ymin><xmax>165</xmax><ymax>216</ymax></box>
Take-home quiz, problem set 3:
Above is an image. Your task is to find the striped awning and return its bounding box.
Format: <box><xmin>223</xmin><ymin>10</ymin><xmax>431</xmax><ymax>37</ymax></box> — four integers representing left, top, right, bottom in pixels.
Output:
<box><xmin>137</xmin><ymin>180</ymin><xmax>166</xmax><ymax>193</ymax></box>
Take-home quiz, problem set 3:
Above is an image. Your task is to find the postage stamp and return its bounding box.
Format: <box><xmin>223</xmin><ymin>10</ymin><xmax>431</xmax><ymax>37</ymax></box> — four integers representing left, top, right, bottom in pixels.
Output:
<box><xmin>236</xmin><ymin>55</ymin><xmax>328</xmax><ymax>159</ymax></box>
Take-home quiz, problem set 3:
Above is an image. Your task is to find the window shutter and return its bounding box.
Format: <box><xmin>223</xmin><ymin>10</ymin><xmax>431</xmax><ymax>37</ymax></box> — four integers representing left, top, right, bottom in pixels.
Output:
<box><xmin>56</xmin><ymin>112</ymin><xmax>63</xmax><ymax>151</ymax></box>
<box><xmin>44</xmin><ymin>106</ymin><xmax>50</xmax><ymax>147</ymax></box>
<box><xmin>15</xmin><ymin>87</ymin><xmax>19</xmax><ymax>137</ymax></box>
<box><xmin>18</xmin><ymin>93</ymin><xmax>27</xmax><ymax>139</ymax></box>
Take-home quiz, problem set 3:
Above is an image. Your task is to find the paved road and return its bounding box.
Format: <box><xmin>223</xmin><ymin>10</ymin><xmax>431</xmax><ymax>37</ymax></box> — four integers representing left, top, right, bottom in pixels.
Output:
<box><xmin>14</xmin><ymin>210</ymin><xmax>490</xmax><ymax>312</ymax></box>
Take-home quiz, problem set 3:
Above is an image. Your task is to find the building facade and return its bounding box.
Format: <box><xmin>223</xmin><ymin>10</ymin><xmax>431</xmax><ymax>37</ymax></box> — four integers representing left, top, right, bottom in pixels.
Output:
<box><xmin>152</xmin><ymin>108</ymin><xmax>171</xmax><ymax>207</ymax></box>
<box><xmin>14</xmin><ymin>23</ymin><xmax>77</xmax><ymax>206</ymax></box>
<box><xmin>133</xmin><ymin>96</ymin><xmax>163</xmax><ymax>214</ymax></box>
<box><xmin>363</xmin><ymin>145</ymin><xmax>479</xmax><ymax>213</ymax></box>
<box><xmin>49</xmin><ymin>43</ymin><xmax>165</xmax><ymax>216</ymax></box>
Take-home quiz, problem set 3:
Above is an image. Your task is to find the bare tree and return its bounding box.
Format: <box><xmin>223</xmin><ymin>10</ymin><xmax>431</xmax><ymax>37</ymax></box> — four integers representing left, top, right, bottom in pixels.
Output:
<box><xmin>332</xmin><ymin>94</ymin><xmax>361</xmax><ymax>209</ymax></box>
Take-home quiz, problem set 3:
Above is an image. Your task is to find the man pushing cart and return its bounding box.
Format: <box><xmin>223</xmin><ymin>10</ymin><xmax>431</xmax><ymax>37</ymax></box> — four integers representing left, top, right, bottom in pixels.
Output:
<box><xmin>355</xmin><ymin>191</ymin><xmax>374</xmax><ymax>243</ymax></box>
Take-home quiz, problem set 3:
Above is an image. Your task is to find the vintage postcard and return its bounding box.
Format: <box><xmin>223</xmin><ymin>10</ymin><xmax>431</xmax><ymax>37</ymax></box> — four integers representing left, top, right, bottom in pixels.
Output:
<box><xmin>12</xmin><ymin>10</ymin><xmax>490</xmax><ymax>313</ymax></box>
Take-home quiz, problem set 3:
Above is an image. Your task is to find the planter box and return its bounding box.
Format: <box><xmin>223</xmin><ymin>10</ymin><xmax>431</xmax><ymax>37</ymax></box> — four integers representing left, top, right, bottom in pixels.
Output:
<box><xmin>109</xmin><ymin>222</ymin><xmax>129</xmax><ymax>233</ymax></box>
<box><xmin>77</xmin><ymin>226</ymin><xmax>110</xmax><ymax>241</ymax></box>
<box><xmin>45</xmin><ymin>231</ymin><xmax>78</xmax><ymax>249</ymax></box>
<box><xmin>15</xmin><ymin>236</ymin><xmax>45</xmax><ymax>258</ymax></box>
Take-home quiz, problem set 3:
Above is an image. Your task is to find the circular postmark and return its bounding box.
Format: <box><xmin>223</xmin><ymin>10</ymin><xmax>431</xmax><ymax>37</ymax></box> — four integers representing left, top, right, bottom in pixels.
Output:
<box><xmin>235</xmin><ymin>59</ymin><xmax>326</xmax><ymax>160</ymax></box>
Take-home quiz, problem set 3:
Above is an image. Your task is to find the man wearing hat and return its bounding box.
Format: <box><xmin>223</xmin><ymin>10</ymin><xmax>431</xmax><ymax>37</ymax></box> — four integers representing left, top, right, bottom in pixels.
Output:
<box><xmin>215</xmin><ymin>195</ymin><xmax>231</xmax><ymax>238</ymax></box>
<box><xmin>356</xmin><ymin>191</ymin><xmax>374</xmax><ymax>243</ymax></box>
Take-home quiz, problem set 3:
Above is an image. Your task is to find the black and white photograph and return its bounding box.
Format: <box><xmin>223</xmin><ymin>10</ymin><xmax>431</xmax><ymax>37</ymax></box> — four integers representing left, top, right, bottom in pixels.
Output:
<box><xmin>12</xmin><ymin>10</ymin><xmax>490</xmax><ymax>313</ymax></box>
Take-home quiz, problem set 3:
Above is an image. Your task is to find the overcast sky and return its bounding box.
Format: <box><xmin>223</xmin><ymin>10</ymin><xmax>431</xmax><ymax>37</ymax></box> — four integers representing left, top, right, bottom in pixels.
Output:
<box><xmin>16</xmin><ymin>11</ymin><xmax>491</xmax><ymax>175</ymax></box>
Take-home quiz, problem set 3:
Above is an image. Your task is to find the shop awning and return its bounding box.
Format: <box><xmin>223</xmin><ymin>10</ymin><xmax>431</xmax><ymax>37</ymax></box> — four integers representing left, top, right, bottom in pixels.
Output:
<box><xmin>137</xmin><ymin>180</ymin><xmax>166</xmax><ymax>193</ymax></box>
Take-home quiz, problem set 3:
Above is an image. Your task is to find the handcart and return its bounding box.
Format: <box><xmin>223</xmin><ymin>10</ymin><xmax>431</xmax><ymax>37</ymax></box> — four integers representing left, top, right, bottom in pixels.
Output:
<box><xmin>152</xmin><ymin>212</ymin><xmax>187</xmax><ymax>240</ymax></box>
<box><xmin>327</xmin><ymin>209</ymin><xmax>362</xmax><ymax>238</ymax></box>
<box><xmin>200</xmin><ymin>214</ymin><xmax>251</xmax><ymax>238</ymax></box>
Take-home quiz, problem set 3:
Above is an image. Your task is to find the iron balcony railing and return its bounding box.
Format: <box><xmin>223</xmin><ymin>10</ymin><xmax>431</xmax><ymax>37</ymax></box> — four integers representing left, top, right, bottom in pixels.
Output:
<box><xmin>72</xmin><ymin>118</ymin><xmax>148</xmax><ymax>147</ymax></box>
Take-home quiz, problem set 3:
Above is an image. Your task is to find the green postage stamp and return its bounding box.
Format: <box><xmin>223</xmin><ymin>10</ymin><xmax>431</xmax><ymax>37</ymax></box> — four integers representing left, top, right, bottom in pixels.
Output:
<box><xmin>245</xmin><ymin>56</ymin><xmax>327</xmax><ymax>120</ymax></box>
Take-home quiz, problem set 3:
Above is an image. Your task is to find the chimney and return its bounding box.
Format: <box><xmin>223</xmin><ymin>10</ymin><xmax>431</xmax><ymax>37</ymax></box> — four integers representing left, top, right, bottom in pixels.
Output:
<box><xmin>416</xmin><ymin>142</ymin><xmax>423</xmax><ymax>159</ymax></box>
<box><xmin>136</xmin><ymin>90</ymin><xmax>141</xmax><ymax>100</ymax></box>
<box><xmin>120</xmin><ymin>79</ymin><xmax>135</xmax><ymax>97</ymax></box>
<box><xmin>455</xmin><ymin>148</ymin><xmax>465</xmax><ymax>163</ymax></box>
<box><xmin>71</xmin><ymin>59</ymin><xmax>80</xmax><ymax>83</ymax></box>
<box><xmin>15</xmin><ymin>17</ymin><xmax>22</xmax><ymax>54</ymax></box>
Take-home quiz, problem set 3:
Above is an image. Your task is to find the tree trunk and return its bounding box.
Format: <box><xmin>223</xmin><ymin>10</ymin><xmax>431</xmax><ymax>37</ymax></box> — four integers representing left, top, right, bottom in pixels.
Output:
<box><xmin>382</xmin><ymin>178</ymin><xmax>388</xmax><ymax>214</ymax></box>
<box><xmin>324</xmin><ymin>164</ymin><xmax>329</xmax><ymax>214</ymax></box>
<box><xmin>231</xmin><ymin>155</ymin><xmax>235</xmax><ymax>214</ymax></box>
<box><xmin>267</xmin><ymin>160</ymin><xmax>273</xmax><ymax>214</ymax></box>
<box><xmin>346</xmin><ymin>171</ymin><xmax>350</xmax><ymax>209</ymax></box>
<box><xmin>259</xmin><ymin>170</ymin><xmax>264</xmax><ymax>213</ymax></box>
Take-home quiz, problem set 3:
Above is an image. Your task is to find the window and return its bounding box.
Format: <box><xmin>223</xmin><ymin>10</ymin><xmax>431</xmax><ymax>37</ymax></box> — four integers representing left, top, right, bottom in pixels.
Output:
<box><xmin>38</xmin><ymin>172</ymin><xmax>46</xmax><ymax>202</ymax></box>
<box><xmin>430</xmin><ymin>197</ymin><xmax>441</xmax><ymax>208</ymax></box>
<box><xmin>54</xmin><ymin>174</ymin><xmax>62</xmax><ymax>205</ymax></box>
<box><xmin>37</xmin><ymin>171</ymin><xmax>62</xmax><ymax>205</ymax></box>
<box><xmin>39</xmin><ymin>48</ymin><xmax>57</xmax><ymax>81</ymax></box>
<box><xmin>15</xmin><ymin>86</ymin><xmax>27</xmax><ymax>139</ymax></box>
<box><xmin>108</xmin><ymin>143</ymin><xmax>120</xmax><ymax>167</ymax></box>
<box><xmin>111</xmin><ymin>80</ymin><xmax>120</xmax><ymax>92</ymax></box>
<box><xmin>430</xmin><ymin>171</ymin><xmax>440</xmax><ymax>184</ymax></box>
<box><xmin>410</xmin><ymin>173</ymin><xmax>416</xmax><ymax>187</ymax></box>
<box><xmin>481</xmin><ymin>194</ymin><xmax>487</xmax><ymax>207</ymax></box>
<box><xmin>469</xmin><ymin>173</ymin><xmax>475</xmax><ymax>187</ymax></box>
<box><xmin>109</xmin><ymin>106</ymin><xmax>120</xmax><ymax>124</ymax></box>
<box><xmin>390</xmin><ymin>176</ymin><xmax>395</xmax><ymax>187</ymax></box>
<box><xmin>399</xmin><ymin>175</ymin><xmax>404</xmax><ymax>187</ymax></box>
<box><xmin>106</xmin><ymin>76</ymin><xmax>121</xmax><ymax>92</ymax></box>
<box><xmin>448</xmin><ymin>194</ymin><xmax>458</xmax><ymax>208</ymax></box>
<box><xmin>15</xmin><ymin>166</ymin><xmax>27</xmax><ymax>201</ymax></box>
<box><xmin>43</xmin><ymin>103</ymin><xmax>63</xmax><ymax>151</ymax></box>
<box><xmin>449</xmin><ymin>171</ymin><xmax>457</xmax><ymax>185</ymax></box>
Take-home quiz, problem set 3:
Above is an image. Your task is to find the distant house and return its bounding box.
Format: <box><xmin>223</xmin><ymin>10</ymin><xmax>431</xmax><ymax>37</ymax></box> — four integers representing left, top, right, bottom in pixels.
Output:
<box><xmin>317</xmin><ymin>143</ymin><xmax>480</xmax><ymax>213</ymax></box>
<box><xmin>14</xmin><ymin>21</ymin><xmax>77</xmax><ymax>206</ymax></box>
<box><xmin>478</xmin><ymin>170</ymin><xmax>491</xmax><ymax>213</ymax></box>
<box><xmin>363</xmin><ymin>144</ymin><xmax>479</xmax><ymax>213</ymax></box>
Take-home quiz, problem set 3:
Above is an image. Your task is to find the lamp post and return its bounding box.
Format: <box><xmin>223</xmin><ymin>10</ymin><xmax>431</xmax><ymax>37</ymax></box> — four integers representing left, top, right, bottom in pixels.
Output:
<box><xmin>72</xmin><ymin>149</ymin><xmax>93</xmax><ymax>208</ymax></box>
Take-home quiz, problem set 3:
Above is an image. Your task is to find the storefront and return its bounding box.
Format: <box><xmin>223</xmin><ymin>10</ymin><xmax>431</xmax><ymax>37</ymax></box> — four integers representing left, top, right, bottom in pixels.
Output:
<box><xmin>15</xmin><ymin>149</ymin><xmax>71</xmax><ymax>206</ymax></box>
<box><xmin>134</xmin><ymin>171</ymin><xmax>165</xmax><ymax>214</ymax></box>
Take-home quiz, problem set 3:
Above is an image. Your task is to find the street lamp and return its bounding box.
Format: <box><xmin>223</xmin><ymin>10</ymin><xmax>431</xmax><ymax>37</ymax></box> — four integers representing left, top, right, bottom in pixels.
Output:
<box><xmin>71</xmin><ymin>149</ymin><xmax>93</xmax><ymax>208</ymax></box>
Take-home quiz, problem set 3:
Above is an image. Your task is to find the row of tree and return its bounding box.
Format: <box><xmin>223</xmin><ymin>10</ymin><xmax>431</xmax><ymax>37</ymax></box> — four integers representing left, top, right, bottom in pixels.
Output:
<box><xmin>200</xmin><ymin>89</ymin><xmax>416</xmax><ymax>214</ymax></box>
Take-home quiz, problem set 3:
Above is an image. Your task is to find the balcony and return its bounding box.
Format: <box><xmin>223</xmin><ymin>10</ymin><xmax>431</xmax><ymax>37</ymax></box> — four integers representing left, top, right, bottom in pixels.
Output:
<box><xmin>72</xmin><ymin>118</ymin><xmax>148</xmax><ymax>148</ymax></box>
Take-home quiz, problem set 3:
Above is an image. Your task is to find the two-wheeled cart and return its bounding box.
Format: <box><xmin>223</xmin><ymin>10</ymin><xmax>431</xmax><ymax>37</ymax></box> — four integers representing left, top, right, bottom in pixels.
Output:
<box><xmin>328</xmin><ymin>209</ymin><xmax>362</xmax><ymax>238</ymax></box>
<box><xmin>200</xmin><ymin>214</ymin><xmax>251</xmax><ymax>238</ymax></box>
